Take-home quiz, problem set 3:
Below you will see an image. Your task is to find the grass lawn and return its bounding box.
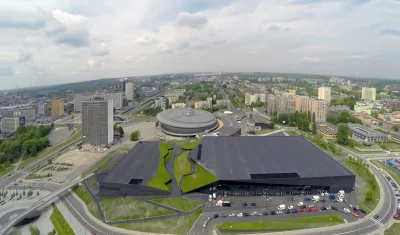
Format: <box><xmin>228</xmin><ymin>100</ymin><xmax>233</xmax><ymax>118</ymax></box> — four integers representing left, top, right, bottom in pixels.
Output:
<box><xmin>72</xmin><ymin>185</ymin><xmax>101</xmax><ymax>220</ymax></box>
<box><xmin>372</xmin><ymin>160</ymin><xmax>400</xmax><ymax>186</ymax></box>
<box><xmin>100</xmin><ymin>197</ymin><xmax>175</xmax><ymax>221</ymax></box>
<box><xmin>380</xmin><ymin>141</ymin><xmax>400</xmax><ymax>152</ymax></box>
<box><xmin>50</xmin><ymin>203</ymin><xmax>76</xmax><ymax>235</ymax></box>
<box><xmin>344</xmin><ymin>159</ymin><xmax>380</xmax><ymax>213</ymax></box>
<box><xmin>145</xmin><ymin>142</ymin><xmax>172</xmax><ymax>191</ymax></box>
<box><xmin>18</xmin><ymin>127</ymin><xmax>82</xmax><ymax>170</ymax></box>
<box><xmin>174</xmin><ymin>151</ymin><xmax>192</xmax><ymax>185</ymax></box>
<box><xmin>254</xmin><ymin>128</ymin><xmax>276</xmax><ymax>135</ymax></box>
<box><xmin>385</xmin><ymin>223</ymin><xmax>400</xmax><ymax>235</ymax></box>
<box><xmin>151</xmin><ymin>198</ymin><xmax>203</xmax><ymax>212</ymax></box>
<box><xmin>181</xmin><ymin>138</ymin><xmax>202</xmax><ymax>150</ymax></box>
<box><xmin>167</xmin><ymin>140</ymin><xmax>190</xmax><ymax>147</ymax></box>
<box><xmin>0</xmin><ymin>165</ymin><xmax>14</xmax><ymax>177</ymax></box>
<box><xmin>181</xmin><ymin>163</ymin><xmax>218</xmax><ymax>193</ymax></box>
<box><xmin>83</xmin><ymin>145</ymin><xmax>130</xmax><ymax>177</ymax></box>
<box><xmin>116</xmin><ymin>208</ymin><xmax>202</xmax><ymax>235</ymax></box>
<box><xmin>218</xmin><ymin>214</ymin><xmax>344</xmax><ymax>232</ymax></box>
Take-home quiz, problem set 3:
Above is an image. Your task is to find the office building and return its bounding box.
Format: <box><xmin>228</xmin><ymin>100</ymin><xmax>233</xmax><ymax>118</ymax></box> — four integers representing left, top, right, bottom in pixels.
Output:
<box><xmin>120</xmin><ymin>78</ymin><xmax>127</xmax><ymax>93</ymax></box>
<box><xmin>51</xmin><ymin>98</ymin><xmax>64</xmax><ymax>118</ymax></box>
<box><xmin>295</xmin><ymin>96</ymin><xmax>310</xmax><ymax>113</ymax></box>
<box><xmin>74</xmin><ymin>93</ymin><xmax>123</xmax><ymax>112</ymax></box>
<box><xmin>1</xmin><ymin>117</ymin><xmax>24</xmax><ymax>133</ymax></box>
<box><xmin>309</xmin><ymin>99</ymin><xmax>328</xmax><ymax>122</ymax></box>
<box><xmin>82</xmin><ymin>98</ymin><xmax>113</xmax><ymax>146</ymax></box>
<box><xmin>15</xmin><ymin>108</ymin><xmax>36</xmax><ymax>122</ymax></box>
<box><xmin>348</xmin><ymin>124</ymin><xmax>387</xmax><ymax>142</ymax></box>
<box><xmin>160</xmin><ymin>96</ymin><xmax>169</xmax><ymax>110</ymax></box>
<box><xmin>316</xmin><ymin>123</ymin><xmax>338</xmax><ymax>141</ymax></box>
<box><xmin>125</xmin><ymin>82</ymin><xmax>135</xmax><ymax>101</ymax></box>
<box><xmin>362</xmin><ymin>87</ymin><xmax>376</xmax><ymax>101</ymax></box>
<box><xmin>318</xmin><ymin>87</ymin><xmax>331</xmax><ymax>103</ymax></box>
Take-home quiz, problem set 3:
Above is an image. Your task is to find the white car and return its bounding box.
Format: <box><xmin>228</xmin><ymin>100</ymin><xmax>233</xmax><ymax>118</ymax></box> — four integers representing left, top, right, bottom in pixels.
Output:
<box><xmin>288</xmin><ymin>205</ymin><xmax>294</xmax><ymax>209</ymax></box>
<box><xmin>237</xmin><ymin>213</ymin><xmax>243</xmax><ymax>217</ymax></box>
<box><xmin>229</xmin><ymin>213</ymin><xmax>236</xmax><ymax>217</ymax></box>
<box><xmin>343</xmin><ymin>208</ymin><xmax>351</xmax><ymax>214</ymax></box>
<box><xmin>297</xmin><ymin>202</ymin><xmax>304</xmax><ymax>207</ymax></box>
<box><xmin>203</xmin><ymin>222</ymin><xmax>207</xmax><ymax>228</ymax></box>
<box><xmin>326</xmin><ymin>206</ymin><xmax>331</xmax><ymax>210</ymax></box>
<box><xmin>276</xmin><ymin>211</ymin><xmax>283</xmax><ymax>214</ymax></box>
<box><xmin>308</xmin><ymin>204</ymin><xmax>314</xmax><ymax>208</ymax></box>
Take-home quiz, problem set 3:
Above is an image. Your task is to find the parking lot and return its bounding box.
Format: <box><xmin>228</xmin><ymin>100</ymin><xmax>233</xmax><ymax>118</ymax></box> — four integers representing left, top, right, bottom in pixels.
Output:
<box><xmin>190</xmin><ymin>193</ymin><xmax>363</xmax><ymax>235</ymax></box>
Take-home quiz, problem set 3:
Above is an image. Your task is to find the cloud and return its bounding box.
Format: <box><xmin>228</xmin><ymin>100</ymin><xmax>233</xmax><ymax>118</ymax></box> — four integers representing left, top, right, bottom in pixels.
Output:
<box><xmin>266</xmin><ymin>25</ymin><xmax>290</xmax><ymax>32</ymax></box>
<box><xmin>380</xmin><ymin>28</ymin><xmax>400</xmax><ymax>36</ymax></box>
<box><xmin>157</xmin><ymin>42</ymin><xmax>173</xmax><ymax>54</ymax></box>
<box><xmin>212</xmin><ymin>39</ymin><xmax>227</xmax><ymax>45</ymax></box>
<box><xmin>91</xmin><ymin>43</ymin><xmax>109</xmax><ymax>56</ymax></box>
<box><xmin>178</xmin><ymin>41</ymin><xmax>190</xmax><ymax>50</ymax></box>
<box><xmin>124</xmin><ymin>54</ymin><xmax>146</xmax><ymax>63</ymax></box>
<box><xmin>136</xmin><ymin>33</ymin><xmax>157</xmax><ymax>45</ymax></box>
<box><xmin>0</xmin><ymin>67</ymin><xmax>14</xmax><ymax>76</ymax></box>
<box><xmin>17</xmin><ymin>49</ymin><xmax>32</xmax><ymax>62</ymax></box>
<box><xmin>248</xmin><ymin>50</ymin><xmax>258</xmax><ymax>55</ymax></box>
<box><xmin>0</xmin><ymin>6</ymin><xmax>47</xmax><ymax>29</ymax></box>
<box><xmin>176</xmin><ymin>12</ymin><xmax>208</xmax><ymax>29</ymax></box>
<box><xmin>192</xmin><ymin>44</ymin><xmax>207</xmax><ymax>50</ymax></box>
<box><xmin>343</xmin><ymin>53</ymin><xmax>365</xmax><ymax>60</ymax></box>
<box><xmin>301</xmin><ymin>56</ymin><xmax>321</xmax><ymax>63</ymax></box>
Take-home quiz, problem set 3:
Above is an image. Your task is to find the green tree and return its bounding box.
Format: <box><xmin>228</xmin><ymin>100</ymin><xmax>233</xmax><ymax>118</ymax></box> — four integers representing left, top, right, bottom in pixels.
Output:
<box><xmin>364</xmin><ymin>190</ymin><xmax>373</xmax><ymax>203</ymax></box>
<box><xmin>27</xmin><ymin>190</ymin><xmax>33</xmax><ymax>197</ymax></box>
<box><xmin>378</xmin><ymin>121</ymin><xmax>383</xmax><ymax>126</ymax></box>
<box><xmin>29</xmin><ymin>225</ymin><xmax>40</xmax><ymax>235</ymax></box>
<box><xmin>312</xmin><ymin>122</ymin><xmax>317</xmax><ymax>134</ymax></box>
<box><xmin>48</xmin><ymin>229</ymin><xmax>56</xmax><ymax>235</ymax></box>
<box><xmin>130</xmin><ymin>130</ymin><xmax>140</xmax><ymax>141</ymax></box>
<box><xmin>118</xmin><ymin>126</ymin><xmax>124</xmax><ymax>137</ymax></box>
<box><xmin>393</xmin><ymin>124</ymin><xmax>399</xmax><ymax>132</ymax></box>
<box><xmin>37</xmin><ymin>191</ymin><xmax>40</xmax><ymax>197</ymax></box>
<box><xmin>23</xmin><ymin>191</ymin><xmax>26</xmax><ymax>197</ymax></box>
<box><xmin>371</xmin><ymin>111</ymin><xmax>379</xmax><ymax>119</ymax></box>
<box><xmin>337</xmin><ymin>123</ymin><xmax>351</xmax><ymax>146</ymax></box>
<box><xmin>50</xmin><ymin>123</ymin><xmax>54</xmax><ymax>130</ymax></box>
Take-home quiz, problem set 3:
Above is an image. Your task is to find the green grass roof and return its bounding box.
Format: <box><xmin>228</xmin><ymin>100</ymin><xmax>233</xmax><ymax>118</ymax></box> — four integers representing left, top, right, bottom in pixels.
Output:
<box><xmin>173</xmin><ymin>151</ymin><xmax>192</xmax><ymax>185</ymax></box>
<box><xmin>181</xmin><ymin>138</ymin><xmax>202</xmax><ymax>150</ymax></box>
<box><xmin>181</xmin><ymin>163</ymin><xmax>218</xmax><ymax>193</ymax></box>
<box><xmin>145</xmin><ymin>142</ymin><xmax>173</xmax><ymax>191</ymax></box>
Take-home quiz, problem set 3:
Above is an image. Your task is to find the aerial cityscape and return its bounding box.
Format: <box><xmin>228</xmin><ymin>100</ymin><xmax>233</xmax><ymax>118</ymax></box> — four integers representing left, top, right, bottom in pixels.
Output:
<box><xmin>1</xmin><ymin>1</ymin><xmax>400</xmax><ymax>235</ymax></box>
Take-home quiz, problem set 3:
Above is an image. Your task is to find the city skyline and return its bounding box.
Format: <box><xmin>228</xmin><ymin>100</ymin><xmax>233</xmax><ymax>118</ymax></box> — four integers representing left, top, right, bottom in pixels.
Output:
<box><xmin>1</xmin><ymin>0</ymin><xmax>400</xmax><ymax>90</ymax></box>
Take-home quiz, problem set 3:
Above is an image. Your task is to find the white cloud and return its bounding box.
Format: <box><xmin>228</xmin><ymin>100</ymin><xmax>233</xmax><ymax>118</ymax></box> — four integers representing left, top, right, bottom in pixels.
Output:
<box><xmin>125</xmin><ymin>54</ymin><xmax>146</xmax><ymax>63</ymax></box>
<box><xmin>136</xmin><ymin>33</ymin><xmax>157</xmax><ymax>45</ymax></box>
<box><xmin>176</xmin><ymin>12</ymin><xmax>208</xmax><ymax>29</ymax></box>
<box><xmin>266</xmin><ymin>25</ymin><xmax>290</xmax><ymax>32</ymax></box>
<box><xmin>157</xmin><ymin>42</ymin><xmax>173</xmax><ymax>54</ymax></box>
<box><xmin>343</xmin><ymin>53</ymin><xmax>365</xmax><ymax>60</ymax></box>
<box><xmin>17</xmin><ymin>49</ymin><xmax>32</xmax><ymax>62</ymax></box>
<box><xmin>91</xmin><ymin>43</ymin><xmax>109</xmax><ymax>56</ymax></box>
<box><xmin>301</xmin><ymin>56</ymin><xmax>321</xmax><ymax>63</ymax></box>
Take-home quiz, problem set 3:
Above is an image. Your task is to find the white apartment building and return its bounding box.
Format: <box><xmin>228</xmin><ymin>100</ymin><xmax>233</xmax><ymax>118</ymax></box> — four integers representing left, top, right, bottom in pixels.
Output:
<box><xmin>0</xmin><ymin>117</ymin><xmax>20</xmax><ymax>133</ymax></box>
<box><xmin>125</xmin><ymin>82</ymin><xmax>135</xmax><ymax>101</ymax></box>
<box><xmin>195</xmin><ymin>101</ymin><xmax>211</xmax><ymax>109</ymax></box>
<box><xmin>318</xmin><ymin>87</ymin><xmax>331</xmax><ymax>103</ymax></box>
<box><xmin>74</xmin><ymin>93</ymin><xmax>123</xmax><ymax>112</ymax></box>
<box><xmin>362</xmin><ymin>87</ymin><xmax>376</xmax><ymax>101</ymax></box>
<box><xmin>216</xmin><ymin>99</ymin><xmax>230</xmax><ymax>107</ymax></box>
<box><xmin>172</xmin><ymin>103</ymin><xmax>187</xmax><ymax>109</ymax></box>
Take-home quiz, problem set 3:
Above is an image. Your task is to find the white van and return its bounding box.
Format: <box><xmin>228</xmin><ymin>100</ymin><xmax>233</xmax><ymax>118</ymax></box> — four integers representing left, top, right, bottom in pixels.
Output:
<box><xmin>312</xmin><ymin>195</ymin><xmax>320</xmax><ymax>201</ymax></box>
<box><xmin>277</xmin><ymin>204</ymin><xmax>286</xmax><ymax>210</ymax></box>
<box><xmin>297</xmin><ymin>202</ymin><xmax>304</xmax><ymax>207</ymax></box>
<box><xmin>338</xmin><ymin>190</ymin><xmax>345</xmax><ymax>195</ymax></box>
<box><xmin>209</xmin><ymin>195</ymin><xmax>212</xmax><ymax>201</ymax></box>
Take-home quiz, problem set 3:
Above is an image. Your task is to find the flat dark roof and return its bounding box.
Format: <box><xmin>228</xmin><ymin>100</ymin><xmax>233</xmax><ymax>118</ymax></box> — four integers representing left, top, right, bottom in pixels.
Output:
<box><xmin>188</xmin><ymin>136</ymin><xmax>353</xmax><ymax>180</ymax></box>
<box><xmin>102</xmin><ymin>141</ymin><xmax>160</xmax><ymax>184</ymax></box>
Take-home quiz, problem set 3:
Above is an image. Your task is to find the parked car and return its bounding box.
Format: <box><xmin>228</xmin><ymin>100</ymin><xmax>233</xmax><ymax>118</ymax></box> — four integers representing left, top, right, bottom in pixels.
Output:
<box><xmin>276</xmin><ymin>211</ymin><xmax>283</xmax><ymax>214</ymax></box>
<box><xmin>393</xmin><ymin>214</ymin><xmax>400</xmax><ymax>220</ymax></box>
<box><xmin>312</xmin><ymin>207</ymin><xmax>318</xmax><ymax>212</ymax></box>
<box><xmin>300</xmin><ymin>205</ymin><xmax>306</xmax><ymax>209</ymax></box>
<box><xmin>306</xmin><ymin>208</ymin><xmax>313</xmax><ymax>212</ymax></box>
<box><xmin>213</xmin><ymin>214</ymin><xmax>219</xmax><ymax>218</ymax></box>
<box><xmin>221</xmin><ymin>213</ymin><xmax>227</xmax><ymax>217</ymax></box>
<box><xmin>263</xmin><ymin>212</ymin><xmax>269</xmax><ymax>216</ymax></box>
<box><xmin>292</xmin><ymin>209</ymin><xmax>298</xmax><ymax>213</ymax></box>
<box><xmin>242</xmin><ymin>202</ymin><xmax>248</xmax><ymax>207</ymax></box>
<box><xmin>288</xmin><ymin>205</ymin><xmax>294</xmax><ymax>209</ymax></box>
<box><xmin>269</xmin><ymin>211</ymin><xmax>276</xmax><ymax>215</ymax></box>
<box><xmin>298</xmin><ymin>208</ymin><xmax>305</xmax><ymax>212</ymax></box>
<box><xmin>243</xmin><ymin>212</ymin><xmax>250</xmax><ymax>216</ymax></box>
<box><xmin>359</xmin><ymin>209</ymin><xmax>366</xmax><ymax>214</ymax></box>
<box><xmin>331</xmin><ymin>206</ymin><xmax>338</xmax><ymax>211</ymax></box>
<box><xmin>251</xmin><ymin>202</ymin><xmax>257</xmax><ymax>206</ymax></box>
<box><xmin>237</xmin><ymin>213</ymin><xmax>243</xmax><ymax>217</ymax></box>
<box><xmin>285</xmin><ymin>210</ymin><xmax>291</xmax><ymax>214</ymax></box>
<box><xmin>343</xmin><ymin>208</ymin><xmax>351</xmax><ymax>214</ymax></box>
<box><xmin>304</xmin><ymin>197</ymin><xmax>311</xmax><ymax>201</ymax></box>
<box><xmin>321</xmin><ymin>206</ymin><xmax>327</xmax><ymax>210</ymax></box>
<box><xmin>229</xmin><ymin>213</ymin><xmax>236</xmax><ymax>217</ymax></box>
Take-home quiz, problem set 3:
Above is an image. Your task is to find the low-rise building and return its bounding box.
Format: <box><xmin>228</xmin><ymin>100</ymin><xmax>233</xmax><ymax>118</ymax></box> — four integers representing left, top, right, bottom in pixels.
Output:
<box><xmin>348</xmin><ymin>123</ymin><xmax>388</xmax><ymax>142</ymax></box>
<box><xmin>1</xmin><ymin>117</ymin><xmax>23</xmax><ymax>133</ymax></box>
<box><xmin>194</xmin><ymin>101</ymin><xmax>211</xmax><ymax>109</ymax></box>
<box><xmin>329</xmin><ymin>106</ymin><xmax>350</xmax><ymax>117</ymax></box>
<box><xmin>216</xmin><ymin>99</ymin><xmax>230</xmax><ymax>107</ymax></box>
<box><xmin>171</xmin><ymin>103</ymin><xmax>186</xmax><ymax>109</ymax></box>
<box><xmin>316</xmin><ymin>122</ymin><xmax>338</xmax><ymax>141</ymax></box>
<box><xmin>354</xmin><ymin>113</ymin><xmax>372</xmax><ymax>126</ymax></box>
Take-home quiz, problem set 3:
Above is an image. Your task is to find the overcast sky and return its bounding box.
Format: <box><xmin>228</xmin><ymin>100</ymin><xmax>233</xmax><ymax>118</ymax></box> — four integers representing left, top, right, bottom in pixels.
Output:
<box><xmin>0</xmin><ymin>0</ymin><xmax>399</xmax><ymax>89</ymax></box>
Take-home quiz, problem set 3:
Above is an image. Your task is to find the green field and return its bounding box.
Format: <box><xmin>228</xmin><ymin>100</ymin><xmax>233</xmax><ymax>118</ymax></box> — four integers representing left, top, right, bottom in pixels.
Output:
<box><xmin>83</xmin><ymin>145</ymin><xmax>130</xmax><ymax>176</ymax></box>
<box><xmin>167</xmin><ymin>140</ymin><xmax>190</xmax><ymax>147</ymax></box>
<box><xmin>254</xmin><ymin>128</ymin><xmax>276</xmax><ymax>135</ymax></box>
<box><xmin>344</xmin><ymin>158</ymin><xmax>380</xmax><ymax>213</ymax></box>
<box><xmin>174</xmin><ymin>151</ymin><xmax>192</xmax><ymax>185</ymax></box>
<box><xmin>72</xmin><ymin>185</ymin><xmax>101</xmax><ymax>220</ymax></box>
<box><xmin>151</xmin><ymin>198</ymin><xmax>203</xmax><ymax>212</ymax></box>
<box><xmin>380</xmin><ymin>141</ymin><xmax>400</xmax><ymax>151</ymax></box>
<box><xmin>372</xmin><ymin>160</ymin><xmax>400</xmax><ymax>186</ymax></box>
<box><xmin>385</xmin><ymin>223</ymin><xmax>400</xmax><ymax>235</ymax></box>
<box><xmin>0</xmin><ymin>166</ymin><xmax>14</xmax><ymax>177</ymax></box>
<box><xmin>18</xmin><ymin>127</ymin><xmax>82</xmax><ymax>170</ymax></box>
<box><xmin>145</xmin><ymin>142</ymin><xmax>172</xmax><ymax>191</ymax></box>
<box><xmin>181</xmin><ymin>138</ymin><xmax>202</xmax><ymax>150</ymax></box>
<box><xmin>50</xmin><ymin>203</ymin><xmax>76</xmax><ymax>235</ymax></box>
<box><xmin>218</xmin><ymin>214</ymin><xmax>344</xmax><ymax>232</ymax></box>
<box><xmin>181</xmin><ymin>163</ymin><xmax>218</xmax><ymax>193</ymax></box>
<box><xmin>117</xmin><ymin>208</ymin><xmax>203</xmax><ymax>235</ymax></box>
<box><xmin>100</xmin><ymin>197</ymin><xmax>175</xmax><ymax>221</ymax></box>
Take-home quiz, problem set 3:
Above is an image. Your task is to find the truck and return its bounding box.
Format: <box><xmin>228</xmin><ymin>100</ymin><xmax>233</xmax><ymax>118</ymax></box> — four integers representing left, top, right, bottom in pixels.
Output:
<box><xmin>277</xmin><ymin>204</ymin><xmax>286</xmax><ymax>210</ymax></box>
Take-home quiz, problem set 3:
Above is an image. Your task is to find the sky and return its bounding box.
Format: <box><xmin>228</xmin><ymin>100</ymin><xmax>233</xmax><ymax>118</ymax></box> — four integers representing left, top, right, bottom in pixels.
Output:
<box><xmin>0</xmin><ymin>0</ymin><xmax>400</xmax><ymax>89</ymax></box>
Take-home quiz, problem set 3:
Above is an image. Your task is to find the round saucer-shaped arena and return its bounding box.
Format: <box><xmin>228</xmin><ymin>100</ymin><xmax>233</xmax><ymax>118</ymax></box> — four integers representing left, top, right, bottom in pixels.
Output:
<box><xmin>156</xmin><ymin>108</ymin><xmax>219</xmax><ymax>136</ymax></box>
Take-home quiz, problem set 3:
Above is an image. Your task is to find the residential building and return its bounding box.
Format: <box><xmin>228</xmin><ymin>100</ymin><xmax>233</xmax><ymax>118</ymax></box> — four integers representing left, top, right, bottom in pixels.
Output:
<box><xmin>207</xmin><ymin>97</ymin><xmax>213</xmax><ymax>107</ymax></box>
<box><xmin>82</xmin><ymin>98</ymin><xmax>113</xmax><ymax>146</ymax></box>
<box><xmin>287</xmin><ymin>89</ymin><xmax>296</xmax><ymax>94</ymax></box>
<box><xmin>216</xmin><ymin>100</ymin><xmax>230</xmax><ymax>107</ymax></box>
<box><xmin>384</xmin><ymin>100</ymin><xmax>400</xmax><ymax>110</ymax></box>
<box><xmin>160</xmin><ymin>96</ymin><xmax>169</xmax><ymax>110</ymax></box>
<box><xmin>74</xmin><ymin>93</ymin><xmax>123</xmax><ymax>112</ymax></box>
<box><xmin>362</xmin><ymin>87</ymin><xmax>376</xmax><ymax>101</ymax></box>
<box><xmin>340</xmin><ymin>85</ymin><xmax>352</xmax><ymax>91</ymax></box>
<box><xmin>51</xmin><ymin>98</ymin><xmax>64</xmax><ymax>118</ymax></box>
<box><xmin>281</xmin><ymin>92</ymin><xmax>296</xmax><ymax>114</ymax></box>
<box><xmin>1</xmin><ymin>117</ymin><xmax>23</xmax><ymax>133</ymax></box>
<box><xmin>354</xmin><ymin>101</ymin><xmax>374</xmax><ymax>114</ymax></box>
<box><xmin>330</xmin><ymin>76</ymin><xmax>345</xmax><ymax>84</ymax></box>
<box><xmin>167</xmin><ymin>96</ymin><xmax>178</xmax><ymax>104</ymax></box>
<box><xmin>259</xmin><ymin>93</ymin><xmax>267</xmax><ymax>102</ymax></box>
<box><xmin>318</xmin><ymin>87</ymin><xmax>331</xmax><ymax>103</ymax></box>
<box><xmin>125</xmin><ymin>82</ymin><xmax>135</xmax><ymax>101</ymax></box>
<box><xmin>16</xmin><ymin>108</ymin><xmax>36</xmax><ymax>122</ymax></box>
<box><xmin>194</xmin><ymin>101</ymin><xmax>211</xmax><ymax>109</ymax></box>
<box><xmin>120</xmin><ymin>78</ymin><xmax>127</xmax><ymax>93</ymax></box>
<box><xmin>245</xmin><ymin>93</ymin><xmax>251</xmax><ymax>104</ymax></box>
<box><xmin>329</xmin><ymin>106</ymin><xmax>350</xmax><ymax>117</ymax></box>
<box><xmin>172</xmin><ymin>103</ymin><xmax>187</xmax><ymax>109</ymax></box>
<box><xmin>316</xmin><ymin>122</ymin><xmax>338</xmax><ymax>141</ymax></box>
<box><xmin>309</xmin><ymin>99</ymin><xmax>328</xmax><ymax>122</ymax></box>
<box><xmin>295</xmin><ymin>96</ymin><xmax>310</xmax><ymax>113</ymax></box>
<box><xmin>38</xmin><ymin>103</ymin><xmax>50</xmax><ymax>115</ymax></box>
<box><xmin>348</xmin><ymin>123</ymin><xmax>388</xmax><ymax>142</ymax></box>
<box><xmin>267</xmin><ymin>94</ymin><xmax>278</xmax><ymax>114</ymax></box>
<box><xmin>378</xmin><ymin>113</ymin><xmax>391</xmax><ymax>121</ymax></box>
<box><xmin>354</xmin><ymin>113</ymin><xmax>372</xmax><ymax>126</ymax></box>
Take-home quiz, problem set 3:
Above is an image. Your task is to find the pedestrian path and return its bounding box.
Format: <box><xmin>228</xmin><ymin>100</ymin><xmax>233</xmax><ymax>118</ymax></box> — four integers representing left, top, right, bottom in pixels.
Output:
<box><xmin>370</xmin><ymin>217</ymin><xmax>384</xmax><ymax>228</ymax></box>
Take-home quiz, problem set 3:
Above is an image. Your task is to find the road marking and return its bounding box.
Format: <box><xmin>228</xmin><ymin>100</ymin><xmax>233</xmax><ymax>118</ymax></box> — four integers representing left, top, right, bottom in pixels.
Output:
<box><xmin>370</xmin><ymin>217</ymin><xmax>384</xmax><ymax>228</ymax></box>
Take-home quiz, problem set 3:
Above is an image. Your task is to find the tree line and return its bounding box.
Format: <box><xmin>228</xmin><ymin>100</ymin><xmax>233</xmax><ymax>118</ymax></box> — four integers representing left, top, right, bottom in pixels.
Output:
<box><xmin>0</xmin><ymin>125</ymin><xmax>52</xmax><ymax>166</ymax></box>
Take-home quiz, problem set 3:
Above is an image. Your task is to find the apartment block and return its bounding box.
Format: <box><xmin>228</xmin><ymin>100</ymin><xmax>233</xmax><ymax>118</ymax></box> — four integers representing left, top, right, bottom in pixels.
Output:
<box><xmin>125</xmin><ymin>82</ymin><xmax>135</xmax><ymax>101</ymax></box>
<box><xmin>172</xmin><ymin>103</ymin><xmax>187</xmax><ymax>109</ymax></box>
<box><xmin>295</xmin><ymin>96</ymin><xmax>310</xmax><ymax>113</ymax></box>
<box><xmin>216</xmin><ymin>100</ymin><xmax>231</xmax><ymax>107</ymax></box>
<box><xmin>309</xmin><ymin>99</ymin><xmax>328</xmax><ymax>122</ymax></box>
<box><xmin>0</xmin><ymin>117</ymin><xmax>22</xmax><ymax>133</ymax></box>
<box><xmin>51</xmin><ymin>98</ymin><xmax>64</xmax><ymax>118</ymax></box>
<box><xmin>74</xmin><ymin>93</ymin><xmax>123</xmax><ymax>112</ymax></box>
<box><xmin>82</xmin><ymin>98</ymin><xmax>113</xmax><ymax>146</ymax></box>
<box><xmin>362</xmin><ymin>87</ymin><xmax>376</xmax><ymax>101</ymax></box>
<box><xmin>318</xmin><ymin>87</ymin><xmax>331</xmax><ymax>103</ymax></box>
